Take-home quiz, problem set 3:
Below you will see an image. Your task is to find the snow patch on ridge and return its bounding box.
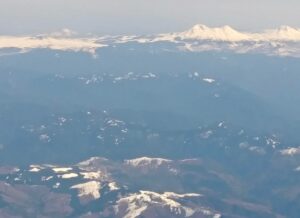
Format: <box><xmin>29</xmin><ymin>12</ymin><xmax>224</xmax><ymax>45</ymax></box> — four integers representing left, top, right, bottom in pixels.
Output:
<box><xmin>52</xmin><ymin>167</ymin><xmax>73</xmax><ymax>173</ymax></box>
<box><xmin>80</xmin><ymin>171</ymin><xmax>104</xmax><ymax>180</ymax></box>
<box><xmin>59</xmin><ymin>173</ymin><xmax>79</xmax><ymax>179</ymax></box>
<box><xmin>71</xmin><ymin>181</ymin><xmax>101</xmax><ymax>200</ymax></box>
<box><xmin>124</xmin><ymin>157</ymin><xmax>172</xmax><ymax>168</ymax></box>
<box><xmin>113</xmin><ymin>191</ymin><xmax>217</xmax><ymax>218</ymax></box>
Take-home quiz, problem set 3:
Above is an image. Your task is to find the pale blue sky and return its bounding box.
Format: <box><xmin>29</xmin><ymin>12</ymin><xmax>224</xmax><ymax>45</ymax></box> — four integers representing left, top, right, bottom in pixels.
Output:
<box><xmin>1</xmin><ymin>0</ymin><xmax>299</xmax><ymax>35</ymax></box>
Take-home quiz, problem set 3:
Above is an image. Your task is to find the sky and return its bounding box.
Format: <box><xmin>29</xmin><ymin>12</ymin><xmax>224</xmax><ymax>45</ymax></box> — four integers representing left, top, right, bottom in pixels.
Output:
<box><xmin>0</xmin><ymin>0</ymin><xmax>300</xmax><ymax>35</ymax></box>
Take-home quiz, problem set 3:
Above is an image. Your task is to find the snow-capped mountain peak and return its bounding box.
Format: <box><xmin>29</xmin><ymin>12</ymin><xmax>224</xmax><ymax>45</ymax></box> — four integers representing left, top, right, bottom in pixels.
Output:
<box><xmin>157</xmin><ymin>24</ymin><xmax>300</xmax><ymax>42</ymax></box>
<box><xmin>124</xmin><ymin>157</ymin><xmax>172</xmax><ymax>168</ymax></box>
<box><xmin>263</xmin><ymin>25</ymin><xmax>300</xmax><ymax>41</ymax></box>
<box><xmin>178</xmin><ymin>24</ymin><xmax>251</xmax><ymax>41</ymax></box>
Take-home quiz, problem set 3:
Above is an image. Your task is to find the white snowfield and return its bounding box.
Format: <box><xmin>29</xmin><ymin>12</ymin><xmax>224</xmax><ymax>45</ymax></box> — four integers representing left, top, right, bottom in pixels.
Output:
<box><xmin>163</xmin><ymin>192</ymin><xmax>203</xmax><ymax>199</ymax></box>
<box><xmin>176</xmin><ymin>24</ymin><xmax>251</xmax><ymax>42</ymax></box>
<box><xmin>124</xmin><ymin>157</ymin><xmax>172</xmax><ymax>168</ymax></box>
<box><xmin>80</xmin><ymin>171</ymin><xmax>104</xmax><ymax>180</ymax></box>
<box><xmin>114</xmin><ymin>190</ymin><xmax>220</xmax><ymax>218</ymax></box>
<box><xmin>29</xmin><ymin>164</ymin><xmax>45</xmax><ymax>172</ymax></box>
<box><xmin>59</xmin><ymin>173</ymin><xmax>79</xmax><ymax>179</ymax></box>
<box><xmin>29</xmin><ymin>167</ymin><xmax>41</xmax><ymax>172</ymax></box>
<box><xmin>52</xmin><ymin>167</ymin><xmax>73</xmax><ymax>173</ymax></box>
<box><xmin>108</xmin><ymin>182</ymin><xmax>120</xmax><ymax>191</ymax></box>
<box><xmin>71</xmin><ymin>181</ymin><xmax>101</xmax><ymax>200</ymax></box>
<box><xmin>280</xmin><ymin>147</ymin><xmax>300</xmax><ymax>156</ymax></box>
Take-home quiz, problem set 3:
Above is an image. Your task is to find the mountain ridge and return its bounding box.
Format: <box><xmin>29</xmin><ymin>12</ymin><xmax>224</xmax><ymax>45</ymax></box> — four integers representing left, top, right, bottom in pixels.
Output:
<box><xmin>162</xmin><ymin>24</ymin><xmax>300</xmax><ymax>42</ymax></box>
<box><xmin>1</xmin><ymin>24</ymin><xmax>300</xmax><ymax>57</ymax></box>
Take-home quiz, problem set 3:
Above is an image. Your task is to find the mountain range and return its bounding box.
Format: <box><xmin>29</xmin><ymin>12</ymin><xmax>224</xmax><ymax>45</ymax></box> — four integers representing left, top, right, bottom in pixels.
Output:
<box><xmin>1</xmin><ymin>24</ymin><xmax>300</xmax><ymax>217</ymax></box>
<box><xmin>1</xmin><ymin>24</ymin><xmax>300</xmax><ymax>57</ymax></box>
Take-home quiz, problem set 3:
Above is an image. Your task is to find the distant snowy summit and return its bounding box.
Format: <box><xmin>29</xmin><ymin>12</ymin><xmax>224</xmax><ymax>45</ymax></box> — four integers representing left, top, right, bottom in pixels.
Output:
<box><xmin>1</xmin><ymin>24</ymin><xmax>300</xmax><ymax>57</ymax></box>
<box><xmin>151</xmin><ymin>24</ymin><xmax>300</xmax><ymax>57</ymax></box>
<box><xmin>159</xmin><ymin>24</ymin><xmax>300</xmax><ymax>42</ymax></box>
<box><xmin>171</xmin><ymin>24</ymin><xmax>251</xmax><ymax>41</ymax></box>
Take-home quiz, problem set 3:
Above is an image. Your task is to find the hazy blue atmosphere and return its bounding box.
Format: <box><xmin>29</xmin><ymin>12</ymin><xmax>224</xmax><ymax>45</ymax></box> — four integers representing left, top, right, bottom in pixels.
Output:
<box><xmin>1</xmin><ymin>1</ymin><xmax>300</xmax><ymax>217</ymax></box>
<box><xmin>1</xmin><ymin>0</ymin><xmax>300</xmax><ymax>35</ymax></box>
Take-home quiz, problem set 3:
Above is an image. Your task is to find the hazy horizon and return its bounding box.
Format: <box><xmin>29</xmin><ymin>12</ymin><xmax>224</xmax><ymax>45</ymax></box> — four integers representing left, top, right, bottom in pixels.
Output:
<box><xmin>1</xmin><ymin>0</ymin><xmax>300</xmax><ymax>35</ymax></box>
